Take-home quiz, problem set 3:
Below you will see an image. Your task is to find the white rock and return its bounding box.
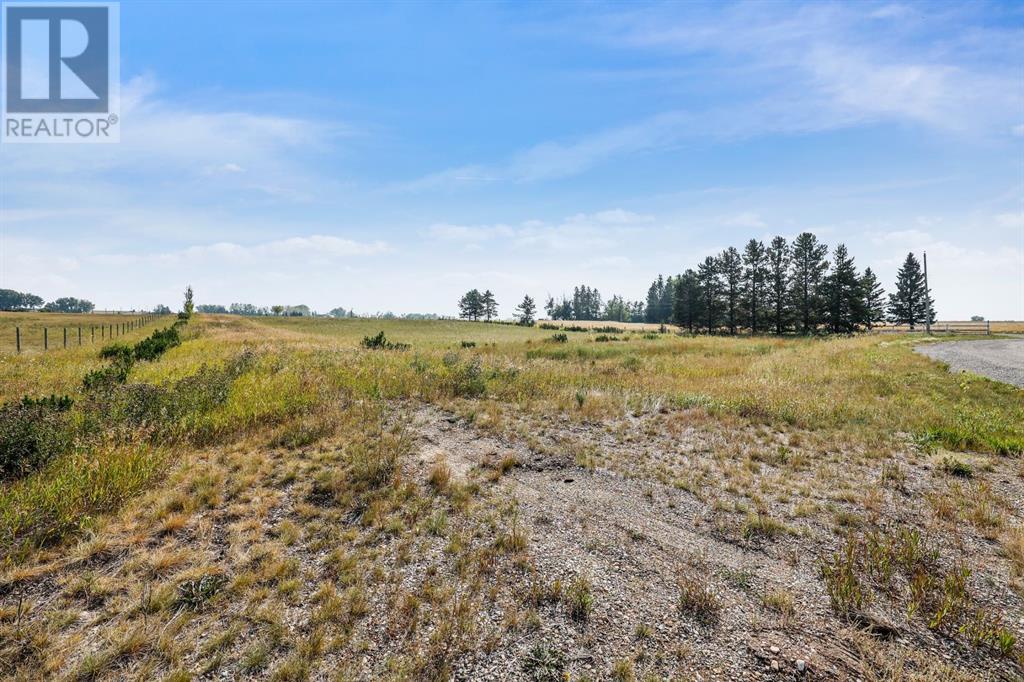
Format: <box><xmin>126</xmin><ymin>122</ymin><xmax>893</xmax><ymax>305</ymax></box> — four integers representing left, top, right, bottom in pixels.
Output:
<box><xmin>796</xmin><ymin>659</ymin><xmax>806</xmax><ymax>672</ymax></box>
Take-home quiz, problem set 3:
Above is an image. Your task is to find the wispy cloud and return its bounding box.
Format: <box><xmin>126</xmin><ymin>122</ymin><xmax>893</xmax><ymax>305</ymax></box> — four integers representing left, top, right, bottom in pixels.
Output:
<box><xmin>401</xmin><ymin>2</ymin><xmax>1021</xmax><ymax>189</ymax></box>
<box><xmin>425</xmin><ymin>209</ymin><xmax>654</xmax><ymax>251</ymax></box>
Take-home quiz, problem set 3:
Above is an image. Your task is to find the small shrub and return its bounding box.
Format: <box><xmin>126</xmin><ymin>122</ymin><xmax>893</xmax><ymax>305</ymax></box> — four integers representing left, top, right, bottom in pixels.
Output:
<box><xmin>610</xmin><ymin>658</ymin><xmax>636</xmax><ymax>682</ymax></box>
<box><xmin>677</xmin><ymin>574</ymin><xmax>720</xmax><ymax>625</ymax></box>
<box><xmin>0</xmin><ymin>397</ymin><xmax>75</xmax><ymax>478</ymax></box>
<box><xmin>565</xmin><ymin>576</ymin><xmax>593</xmax><ymax>622</ymax></box>
<box><xmin>82</xmin><ymin>354</ymin><xmax>134</xmax><ymax>391</ymax></box>
<box><xmin>742</xmin><ymin>512</ymin><xmax>788</xmax><ymax>540</ymax></box>
<box><xmin>132</xmin><ymin>325</ymin><xmax>181</xmax><ymax>361</ymax></box>
<box><xmin>428</xmin><ymin>460</ymin><xmax>452</xmax><ymax>493</ymax></box>
<box><xmin>455</xmin><ymin>358</ymin><xmax>487</xmax><ymax>398</ymax></box>
<box><xmin>460</xmin><ymin>340</ymin><xmax>476</xmax><ymax>348</ymax></box>
<box><xmin>348</xmin><ymin>433</ymin><xmax>405</xmax><ymax>491</ymax></box>
<box><xmin>99</xmin><ymin>343</ymin><xmax>133</xmax><ymax>361</ymax></box>
<box><xmin>761</xmin><ymin>588</ymin><xmax>795</xmax><ymax>625</ymax></box>
<box><xmin>361</xmin><ymin>331</ymin><xmax>410</xmax><ymax>351</ymax></box>
<box><xmin>176</xmin><ymin>574</ymin><xmax>226</xmax><ymax>610</ymax></box>
<box><xmin>939</xmin><ymin>455</ymin><xmax>973</xmax><ymax>479</ymax></box>
<box><xmin>549</xmin><ymin>333</ymin><xmax>568</xmax><ymax>344</ymax></box>
<box><xmin>537</xmin><ymin>323</ymin><xmax>560</xmax><ymax>330</ymax></box>
<box><xmin>521</xmin><ymin>643</ymin><xmax>565</xmax><ymax>682</ymax></box>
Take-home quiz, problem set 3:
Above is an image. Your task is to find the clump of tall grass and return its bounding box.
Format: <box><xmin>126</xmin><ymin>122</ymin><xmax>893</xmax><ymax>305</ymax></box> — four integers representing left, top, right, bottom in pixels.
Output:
<box><xmin>818</xmin><ymin>528</ymin><xmax>1018</xmax><ymax>658</ymax></box>
<box><xmin>0</xmin><ymin>444</ymin><xmax>167</xmax><ymax>561</ymax></box>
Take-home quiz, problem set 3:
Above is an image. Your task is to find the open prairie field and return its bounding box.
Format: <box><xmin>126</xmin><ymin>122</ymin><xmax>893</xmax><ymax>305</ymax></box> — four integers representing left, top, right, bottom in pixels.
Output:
<box><xmin>0</xmin><ymin>312</ymin><xmax>174</xmax><ymax>354</ymax></box>
<box><xmin>1</xmin><ymin>314</ymin><xmax>1022</xmax><ymax>681</ymax></box>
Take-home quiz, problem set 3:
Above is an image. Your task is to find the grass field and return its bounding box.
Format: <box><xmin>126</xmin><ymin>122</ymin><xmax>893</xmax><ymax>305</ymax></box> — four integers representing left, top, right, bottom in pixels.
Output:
<box><xmin>1</xmin><ymin>314</ymin><xmax>1022</xmax><ymax>680</ymax></box>
<box><xmin>0</xmin><ymin>312</ymin><xmax>174</xmax><ymax>354</ymax></box>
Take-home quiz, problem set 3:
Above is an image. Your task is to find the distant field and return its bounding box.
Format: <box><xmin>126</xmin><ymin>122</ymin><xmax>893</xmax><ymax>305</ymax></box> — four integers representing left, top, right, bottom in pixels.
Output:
<box><xmin>0</xmin><ymin>311</ymin><xmax>172</xmax><ymax>354</ymax></box>
<box><xmin>1</xmin><ymin>314</ymin><xmax>1022</xmax><ymax>679</ymax></box>
<box><xmin>537</xmin><ymin>318</ymin><xmax>681</xmax><ymax>332</ymax></box>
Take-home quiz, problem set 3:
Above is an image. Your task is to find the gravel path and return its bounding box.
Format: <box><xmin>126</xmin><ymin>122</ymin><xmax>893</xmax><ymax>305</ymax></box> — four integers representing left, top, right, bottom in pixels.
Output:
<box><xmin>915</xmin><ymin>338</ymin><xmax>1024</xmax><ymax>387</ymax></box>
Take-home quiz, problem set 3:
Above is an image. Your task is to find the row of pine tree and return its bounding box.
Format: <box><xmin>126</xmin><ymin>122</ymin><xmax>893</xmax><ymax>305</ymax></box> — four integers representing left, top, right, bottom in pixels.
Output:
<box><xmin>459</xmin><ymin>232</ymin><xmax>936</xmax><ymax>333</ymax></box>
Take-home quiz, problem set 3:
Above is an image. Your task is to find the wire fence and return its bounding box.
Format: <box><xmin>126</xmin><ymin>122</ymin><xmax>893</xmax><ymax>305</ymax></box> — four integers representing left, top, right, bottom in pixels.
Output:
<box><xmin>873</xmin><ymin>321</ymin><xmax>991</xmax><ymax>335</ymax></box>
<box><xmin>10</xmin><ymin>314</ymin><xmax>163</xmax><ymax>353</ymax></box>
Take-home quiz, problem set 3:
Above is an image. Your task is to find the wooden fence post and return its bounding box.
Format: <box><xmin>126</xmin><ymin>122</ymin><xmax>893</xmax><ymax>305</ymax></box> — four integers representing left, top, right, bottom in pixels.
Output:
<box><xmin>44</xmin><ymin>328</ymin><xmax>48</xmax><ymax>350</ymax></box>
<box><xmin>63</xmin><ymin>328</ymin><xmax>67</xmax><ymax>348</ymax></box>
<box><xmin>91</xmin><ymin>326</ymin><xmax>95</xmax><ymax>343</ymax></box>
<box><xmin>15</xmin><ymin>327</ymin><xmax>20</xmax><ymax>353</ymax></box>
<box><xmin>78</xmin><ymin>326</ymin><xmax>82</xmax><ymax>345</ymax></box>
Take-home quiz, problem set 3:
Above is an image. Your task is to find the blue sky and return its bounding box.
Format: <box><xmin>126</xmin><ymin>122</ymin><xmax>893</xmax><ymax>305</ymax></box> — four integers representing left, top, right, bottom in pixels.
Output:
<box><xmin>2</xmin><ymin>0</ymin><xmax>1022</xmax><ymax>318</ymax></box>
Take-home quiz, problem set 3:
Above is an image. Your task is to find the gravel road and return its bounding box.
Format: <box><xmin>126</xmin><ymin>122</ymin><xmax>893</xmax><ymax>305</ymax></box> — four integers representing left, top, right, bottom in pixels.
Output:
<box><xmin>915</xmin><ymin>338</ymin><xmax>1024</xmax><ymax>387</ymax></box>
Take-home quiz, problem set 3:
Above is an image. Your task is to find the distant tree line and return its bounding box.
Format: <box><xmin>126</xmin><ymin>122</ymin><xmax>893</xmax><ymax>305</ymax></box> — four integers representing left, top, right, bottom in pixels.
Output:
<box><xmin>0</xmin><ymin>288</ymin><xmax>94</xmax><ymax>313</ymax></box>
<box><xmin>644</xmin><ymin>235</ymin><xmax>933</xmax><ymax>334</ymax></box>
<box><xmin>544</xmin><ymin>286</ymin><xmax>646</xmax><ymax>323</ymax></box>
<box><xmin>456</xmin><ymin>233</ymin><xmax>936</xmax><ymax>334</ymax></box>
<box><xmin>186</xmin><ymin>302</ymin><xmax>436</xmax><ymax>320</ymax></box>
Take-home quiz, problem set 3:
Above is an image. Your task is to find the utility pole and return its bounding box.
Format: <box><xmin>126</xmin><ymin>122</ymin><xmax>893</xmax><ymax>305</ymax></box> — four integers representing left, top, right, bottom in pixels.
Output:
<box><xmin>923</xmin><ymin>251</ymin><xmax>931</xmax><ymax>335</ymax></box>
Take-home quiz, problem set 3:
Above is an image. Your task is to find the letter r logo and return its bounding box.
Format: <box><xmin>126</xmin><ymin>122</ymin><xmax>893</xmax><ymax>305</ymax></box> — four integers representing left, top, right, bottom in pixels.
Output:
<box><xmin>4</xmin><ymin>5</ymin><xmax>109</xmax><ymax>113</ymax></box>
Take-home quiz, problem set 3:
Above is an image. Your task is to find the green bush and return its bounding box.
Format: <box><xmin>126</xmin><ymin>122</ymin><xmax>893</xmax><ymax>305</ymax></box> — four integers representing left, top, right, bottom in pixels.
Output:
<box><xmin>361</xmin><ymin>331</ymin><xmax>410</xmax><ymax>350</ymax></box>
<box><xmin>132</xmin><ymin>325</ymin><xmax>181</xmax><ymax>361</ymax></box>
<box><xmin>0</xmin><ymin>397</ymin><xmax>75</xmax><ymax>479</ymax></box>
<box><xmin>82</xmin><ymin>354</ymin><xmax>134</xmax><ymax>391</ymax></box>
<box><xmin>99</xmin><ymin>343</ymin><xmax>133</xmax><ymax>361</ymax></box>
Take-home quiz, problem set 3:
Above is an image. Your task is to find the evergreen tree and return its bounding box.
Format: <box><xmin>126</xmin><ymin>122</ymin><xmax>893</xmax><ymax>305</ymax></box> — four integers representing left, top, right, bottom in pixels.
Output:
<box><xmin>183</xmin><ymin>285</ymin><xmax>195</xmax><ymax>317</ymax></box>
<box><xmin>603</xmin><ymin>295</ymin><xmax>630</xmax><ymax>322</ymax></box>
<box><xmin>481</xmin><ymin>290</ymin><xmax>497</xmax><ymax>321</ymax></box>
<box><xmin>765</xmin><ymin>236</ymin><xmax>791</xmax><ymax>335</ymax></box>
<box><xmin>887</xmin><ymin>253</ymin><xmax>935</xmax><ymax>329</ymax></box>
<box><xmin>790</xmin><ymin>232</ymin><xmax>829</xmax><ymax>334</ymax></box>
<box><xmin>672</xmin><ymin>270</ymin><xmax>700</xmax><ymax>333</ymax></box>
<box><xmin>645</xmin><ymin>276</ymin><xmax>665</xmax><ymax>323</ymax></box>
<box><xmin>458</xmin><ymin>289</ymin><xmax>484</xmax><ymax>321</ymax></box>
<box><xmin>696</xmin><ymin>256</ymin><xmax>722</xmax><ymax>333</ymax></box>
<box><xmin>742</xmin><ymin>239</ymin><xmax>768</xmax><ymax>334</ymax></box>
<box><xmin>719</xmin><ymin>247</ymin><xmax>743</xmax><ymax>334</ymax></box>
<box><xmin>859</xmin><ymin>267</ymin><xmax>886</xmax><ymax>330</ymax></box>
<box><xmin>822</xmin><ymin>244</ymin><xmax>864</xmax><ymax>333</ymax></box>
<box><xmin>657</xmin><ymin>275</ymin><xmax>677</xmax><ymax>324</ymax></box>
<box><xmin>514</xmin><ymin>295</ymin><xmax>536</xmax><ymax>326</ymax></box>
<box><xmin>545</xmin><ymin>295</ymin><xmax>573</xmax><ymax>320</ymax></box>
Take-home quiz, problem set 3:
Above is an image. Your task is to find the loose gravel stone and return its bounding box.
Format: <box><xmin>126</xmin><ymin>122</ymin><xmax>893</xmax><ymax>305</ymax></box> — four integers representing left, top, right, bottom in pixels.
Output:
<box><xmin>915</xmin><ymin>338</ymin><xmax>1024</xmax><ymax>387</ymax></box>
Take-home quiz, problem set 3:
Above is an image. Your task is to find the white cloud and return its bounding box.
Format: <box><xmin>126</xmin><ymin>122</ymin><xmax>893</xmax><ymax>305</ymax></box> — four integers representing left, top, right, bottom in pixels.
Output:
<box><xmin>425</xmin><ymin>209</ymin><xmax>653</xmax><ymax>252</ymax></box>
<box><xmin>870</xmin><ymin>4</ymin><xmax>911</xmax><ymax>20</ymax></box>
<box><xmin>722</xmin><ymin>211</ymin><xmax>766</xmax><ymax>229</ymax></box>
<box><xmin>995</xmin><ymin>212</ymin><xmax>1024</xmax><ymax>229</ymax></box>
<box><xmin>93</xmin><ymin>235</ymin><xmax>388</xmax><ymax>266</ymax></box>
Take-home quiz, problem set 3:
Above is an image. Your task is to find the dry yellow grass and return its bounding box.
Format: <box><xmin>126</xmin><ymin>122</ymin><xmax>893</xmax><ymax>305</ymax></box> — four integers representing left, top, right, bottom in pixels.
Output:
<box><xmin>0</xmin><ymin>314</ymin><xmax>1021</xmax><ymax>679</ymax></box>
